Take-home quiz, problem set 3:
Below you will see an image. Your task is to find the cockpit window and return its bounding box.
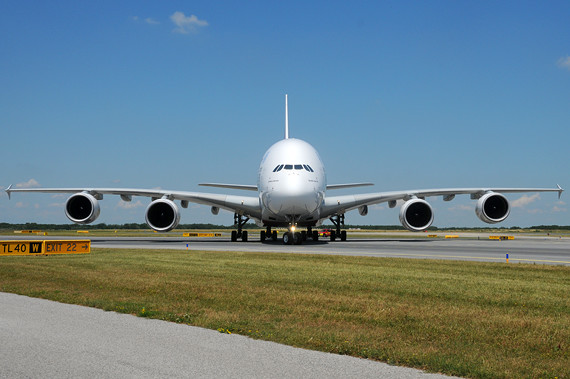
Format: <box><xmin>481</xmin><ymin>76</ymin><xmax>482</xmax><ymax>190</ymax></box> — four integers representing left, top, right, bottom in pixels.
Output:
<box><xmin>275</xmin><ymin>164</ymin><xmax>314</xmax><ymax>172</ymax></box>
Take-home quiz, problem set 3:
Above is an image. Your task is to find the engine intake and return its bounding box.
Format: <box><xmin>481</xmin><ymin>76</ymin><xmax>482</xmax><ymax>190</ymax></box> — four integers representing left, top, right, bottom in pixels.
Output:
<box><xmin>145</xmin><ymin>199</ymin><xmax>180</xmax><ymax>232</ymax></box>
<box><xmin>65</xmin><ymin>193</ymin><xmax>100</xmax><ymax>224</ymax></box>
<box><xmin>399</xmin><ymin>199</ymin><xmax>434</xmax><ymax>232</ymax></box>
<box><xmin>476</xmin><ymin>192</ymin><xmax>510</xmax><ymax>224</ymax></box>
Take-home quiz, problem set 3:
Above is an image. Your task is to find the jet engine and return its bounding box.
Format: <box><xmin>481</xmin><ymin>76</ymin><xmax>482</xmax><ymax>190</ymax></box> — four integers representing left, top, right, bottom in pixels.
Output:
<box><xmin>65</xmin><ymin>193</ymin><xmax>101</xmax><ymax>224</ymax></box>
<box><xmin>145</xmin><ymin>199</ymin><xmax>181</xmax><ymax>232</ymax></box>
<box><xmin>399</xmin><ymin>198</ymin><xmax>434</xmax><ymax>231</ymax></box>
<box><xmin>475</xmin><ymin>192</ymin><xmax>510</xmax><ymax>224</ymax></box>
<box><xmin>358</xmin><ymin>205</ymin><xmax>368</xmax><ymax>216</ymax></box>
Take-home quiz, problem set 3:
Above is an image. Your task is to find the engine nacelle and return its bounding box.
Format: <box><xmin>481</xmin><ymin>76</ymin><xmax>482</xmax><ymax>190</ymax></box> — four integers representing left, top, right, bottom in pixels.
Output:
<box><xmin>358</xmin><ymin>205</ymin><xmax>368</xmax><ymax>216</ymax></box>
<box><xmin>399</xmin><ymin>199</ymin><xmax>434</xmax><ymax>232</ymax></box>
<box><xmin>65</xmin><ymin>193</ymin><xmax>101</xmax><ymax>224</ymax></box>
<box><xmin>145</xmin><ymin>199</ymin><xmax>181</xmax><ymax>232</ymax></box>
<box><xmin>476</xmin><ymin>192</ymin><xmax>510</xmax><ymax>224</ymax></box>
<box><xmin>211</xmin><ymin>206</ymin><xmax>220</xmax><ymax>215</ymax></box>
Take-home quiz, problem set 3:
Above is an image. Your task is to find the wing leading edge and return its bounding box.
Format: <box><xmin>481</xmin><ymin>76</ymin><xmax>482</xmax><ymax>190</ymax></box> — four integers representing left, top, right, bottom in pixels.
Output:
<box><xmin>4</xmin><ymin>186</ymin><xmax>262</xmax><ymax>220</ymax></box>
<box><xmin>320</xmin><ymin>185</ymin><xmax>564</xmax><ymax>219</ymax></box>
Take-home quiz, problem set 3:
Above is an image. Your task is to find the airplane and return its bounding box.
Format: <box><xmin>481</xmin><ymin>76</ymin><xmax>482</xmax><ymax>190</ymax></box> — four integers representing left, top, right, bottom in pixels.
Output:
<box><xmin>5</xmin><ymin>95</ymin><xmax>564</xmax><ymax>245</ymax></box>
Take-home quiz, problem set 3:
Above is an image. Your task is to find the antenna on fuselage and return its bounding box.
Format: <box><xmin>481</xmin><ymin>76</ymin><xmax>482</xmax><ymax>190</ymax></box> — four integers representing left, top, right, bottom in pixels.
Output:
<box><xmin>285</xmin><ymin>94</ymin><xmax>289</xmax><ymax>139</ymax></box>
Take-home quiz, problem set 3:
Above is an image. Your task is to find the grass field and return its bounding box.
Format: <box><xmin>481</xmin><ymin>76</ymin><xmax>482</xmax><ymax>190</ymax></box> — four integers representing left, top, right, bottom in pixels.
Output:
<box><xmin>0</xmin><ymin>249</ymin><xmax>568</xmax><ymax>378</ymax></box>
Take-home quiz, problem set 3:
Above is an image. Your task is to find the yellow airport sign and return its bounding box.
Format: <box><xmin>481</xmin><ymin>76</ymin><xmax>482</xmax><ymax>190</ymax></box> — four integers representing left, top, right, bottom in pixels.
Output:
<box><xmin>1</xmin><ymin>240</ymin><xmax>44</xmax><ymax>255</ymax></box>
<box><xmin>183</xmin><ymin>233</ymin><xmax>222</xmax><ymax>237</ymax></box>
<box><xmin>44</xmin><ymin>240</ymin><xmax>91</xmax><ymax>254</ymax></box>
<box><xmin>0</xmin><ymin>240</ymin><xmax>91</xmax><ymax>256</ymax></box>
<box><xmin>489</xmin><ymin>236</ymin><xmax>514</xmax><ymax>240</ymax></box>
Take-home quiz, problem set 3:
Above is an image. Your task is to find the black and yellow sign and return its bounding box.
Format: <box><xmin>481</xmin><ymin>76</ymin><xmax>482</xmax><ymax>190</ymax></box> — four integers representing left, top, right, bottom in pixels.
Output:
<box><xmin>0</xmin><ymin>240</ymin><xmax>91</xmax><ymax>256</ymax></box>
<box><xmin>183</xmin><ymin>233</ymin><xmax>222</xmax><ymax>237</ymax></box>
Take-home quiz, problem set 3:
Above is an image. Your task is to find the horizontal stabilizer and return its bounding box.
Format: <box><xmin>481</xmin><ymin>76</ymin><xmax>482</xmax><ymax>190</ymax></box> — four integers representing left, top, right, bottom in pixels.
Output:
<box><xmin>199</xmin><ymin>183</ymin><xmax>258</xmax><ymax>191</ymax></box>
<box><xmin>326</xmin><ymin>183</ymin><xmax>374</xmax><ymax>190</ymax></box>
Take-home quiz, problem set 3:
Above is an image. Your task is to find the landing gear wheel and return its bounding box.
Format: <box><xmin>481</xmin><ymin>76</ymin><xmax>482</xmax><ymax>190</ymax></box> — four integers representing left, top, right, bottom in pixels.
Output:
<box><xmin>340</xmin><ymin>230</ymin><xmax>347</xmax><ymax>241</ymax></box>
<box><xmin>312</xmin><ymin>231</ymin><xmax>319</xmax><ymax>241</ymax></box>
<box><xmin>283</xmin><ymin>232</ymin><xmax>292</xmax><ymax>245</ymax></box>
<box><xmin>301</xmin><ymin>231</ymin><xmax>307</xmax><ymax>241</ymax></box>
<box><xmin>272</xmin><ymin>231</ymin><xmax>278</xmax><ymax>241</ymax></box>
<box><xmin>330</xmin><ymin>230</ymin><xmax>336</xmax><ymax>241</ymax></box>
<box><xmin>242</xmin><ymin>231</ymin><xmax>248</xmax><ymax>242</ymax></box>
<box><xmin>260</xmin><ymin>230</ymin><xmax>266</xmax><ymax>241</ymax></box>
<box><xmin>293</xmin><ymin>232</ymin><xmax>302</xmax><ymax>245</ymax></box>
<box><xmin>231</xmin><ymin>230</ymin><xmax>238</xmax><ymax>242</ymax></box>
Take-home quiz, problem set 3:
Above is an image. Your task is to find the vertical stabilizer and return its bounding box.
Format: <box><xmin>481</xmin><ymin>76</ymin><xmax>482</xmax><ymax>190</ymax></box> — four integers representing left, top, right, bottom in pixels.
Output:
<box><xmin>285</xmin><ymin>94</ymin><xmax>289</xmax><ymax>139</ymax></box>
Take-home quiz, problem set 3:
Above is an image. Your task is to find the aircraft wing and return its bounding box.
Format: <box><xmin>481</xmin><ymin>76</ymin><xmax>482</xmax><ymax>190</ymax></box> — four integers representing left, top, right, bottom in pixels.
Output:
<box><xmin>199</xmin><ymin>183</ymin><xmax>258</xmax><ymax>191</ymax></box>
<box><xmin>326</xmin><ymin>183</ymin><xmax>373</xmax><ymax>190</ymax></box>
<box><xmin>320</xmin><ymin>185</ymin><xmax>564</xmax><ymax>219</ymax></box>
<box><xmin>5</xmin><ymin>186</ymin><xmax>262</xmax><ymax>219</ymax></box>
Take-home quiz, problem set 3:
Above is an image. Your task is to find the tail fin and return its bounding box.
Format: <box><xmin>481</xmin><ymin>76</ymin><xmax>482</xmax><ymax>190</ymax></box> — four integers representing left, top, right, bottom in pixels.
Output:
<box><xmin>285</xmin><ymin>94</ymin><xmax>289</xmax><ymax>139</ymax></box>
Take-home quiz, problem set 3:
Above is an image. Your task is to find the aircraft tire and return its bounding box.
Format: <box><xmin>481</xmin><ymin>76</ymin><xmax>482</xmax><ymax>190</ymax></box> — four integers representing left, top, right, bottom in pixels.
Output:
<box><xmin>330</xmin><ymin>231</ymin><xmax>336</xmax><ymax>241</ymax></box>
<box><xmin>231</xmin><ymin>230</ymin><xmax>238</xmax><ymax>242</ymax></box>
<box><xmin>242</xmin><ymin>231</ymin><xmax>248</xmax><ymax>242</ymax></box>
<box><xmin>312</xmin><ymin>231</ymin><xmax>319</xmax><ymax>241</ymax></box>
<box><xmin>294</xmin><ymin>232</ymin><xmax>302</xmax><ymax>245</ymax></box>
<box><xmin>260</xmin><ymin>230</ymin><xmax>266</xmax><ymax>241</ymax></box>
<box><xmin>272</xmin><ymin>231</ymin><xmax>278</xmax><ymax>241</ymax></box>
<box><xmin>340</xmin><ymin>230</ymin><xmax>347</xmax><ymax>241</ymax></box>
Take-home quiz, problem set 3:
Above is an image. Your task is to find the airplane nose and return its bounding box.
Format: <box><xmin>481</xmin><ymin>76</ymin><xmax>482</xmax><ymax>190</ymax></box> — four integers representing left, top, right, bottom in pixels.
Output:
<box><xmin>264</xmin><ymin>175</ymin><xmax>321</xmax><ymax>215</ymax></box>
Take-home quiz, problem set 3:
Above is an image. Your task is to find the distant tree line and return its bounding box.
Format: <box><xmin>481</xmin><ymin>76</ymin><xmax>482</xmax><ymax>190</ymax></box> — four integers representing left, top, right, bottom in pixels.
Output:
<box><xmin>0</xmin><ymin>222</ymin><xmax>569</xmax><ymax>231</ymax></box>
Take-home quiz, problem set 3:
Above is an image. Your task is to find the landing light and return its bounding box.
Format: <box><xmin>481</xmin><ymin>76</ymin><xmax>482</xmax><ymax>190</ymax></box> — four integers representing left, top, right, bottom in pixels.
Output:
<box><xmin>291</xmin><ymin>226</ymin><xmax>296</xmax><ymax>232</ymax></box>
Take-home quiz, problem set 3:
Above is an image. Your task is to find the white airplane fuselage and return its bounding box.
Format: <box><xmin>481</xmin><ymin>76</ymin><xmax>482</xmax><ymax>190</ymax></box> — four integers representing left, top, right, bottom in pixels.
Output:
<box><xmin>258</xmin><ymin>138</ymin><xmax>326</xmax><ymax>228</ymax></box>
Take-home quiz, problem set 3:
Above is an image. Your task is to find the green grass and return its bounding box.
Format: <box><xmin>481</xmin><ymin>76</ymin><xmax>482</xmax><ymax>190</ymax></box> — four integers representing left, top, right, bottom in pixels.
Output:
<box><xmin>0</xmin><ymin>249</ymin><xmax>568</xmax><ymax>378</ymax></box>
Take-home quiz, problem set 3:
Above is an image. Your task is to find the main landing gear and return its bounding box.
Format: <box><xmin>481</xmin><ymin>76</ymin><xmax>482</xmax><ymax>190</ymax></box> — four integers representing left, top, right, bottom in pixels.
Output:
<box><xmin>329</xmin><ymin>214</ymin><xmax>347</xmax><ymax>241</ymax></box>
<box><xmin>231</xmin><ymin>213</ymin><xmax>249</xmax><ymax>242</ymax></box>
<box><xmin>260</xmin><ymin>226</ymin><xmax>278</xmax><ymax>242</ymax></box>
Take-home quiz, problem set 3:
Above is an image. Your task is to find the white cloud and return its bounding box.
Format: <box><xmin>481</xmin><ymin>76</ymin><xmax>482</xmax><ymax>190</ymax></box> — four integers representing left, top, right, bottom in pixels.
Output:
<box><xmin>511</xmin><ymin>193</ymin><xmax>540</xmax><ymax>208</ymax></box>
<box><xmin>552</xmin><ymin>205</ymin><xmax>567</xmax><ymax>213</ymax></box>
<box><xmin>15</xmin><ymin>202</ymin><xmax>26</xmax><ymax>208</ymax></box>
<box><xmin>117</xmin><ymin>200</ymin><xmax>145</xmax><ymax>210</ymax></box>
<box><xmin>170</xmin><ymin>11</ymin><xmax>208</xmax><ymax>34</ymax></box>
<box><xmin>557</xmin><ymin>56</ymin><xmax>570</xmax><ymax>70</ymax></box>
<box><xmin>145</xmin><ymin>17</ymin><xmax>160</xmax><ymax>25</ymax></box>
<box><xmin>15</xmin><ymin>179</ymin><xmax>40</xmax><ymax>189</ymax></box>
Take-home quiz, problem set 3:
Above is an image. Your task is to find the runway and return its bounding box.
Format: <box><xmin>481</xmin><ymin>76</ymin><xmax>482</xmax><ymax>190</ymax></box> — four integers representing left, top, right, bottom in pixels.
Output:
<box><xmin>2</xmin><ymin>233</ymin><xmax>569</xmax><ymax>265</ymax></box>
<box><xmin>95</xmin><ymin>235</ymin><xmax>570</xmax><ymax>265</ymax></box>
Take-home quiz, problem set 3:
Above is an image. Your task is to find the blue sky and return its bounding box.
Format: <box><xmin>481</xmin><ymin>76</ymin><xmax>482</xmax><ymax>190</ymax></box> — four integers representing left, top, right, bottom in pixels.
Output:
<box><xmin>1</xmin><ymin>1</ymin><xmax>568</xmax><ymax>227</ymax></box>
